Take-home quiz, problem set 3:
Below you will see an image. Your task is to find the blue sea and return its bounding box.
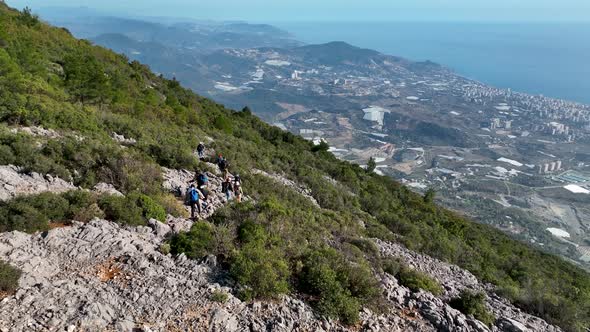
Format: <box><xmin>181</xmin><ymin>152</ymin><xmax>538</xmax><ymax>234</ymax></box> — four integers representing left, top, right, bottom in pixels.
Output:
<box><xmin>275</xmin><ymin>22</ymin><xmax>590</xmax><ymax>104</ymax></box>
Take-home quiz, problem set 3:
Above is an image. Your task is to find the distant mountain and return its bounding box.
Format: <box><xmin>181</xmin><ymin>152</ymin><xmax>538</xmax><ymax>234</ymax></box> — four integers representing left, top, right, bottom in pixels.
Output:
<box><xmin>291</xmin><ymin>41</ymin><xmax>383</xmax><ymax>65</ymax></box>
<box><xmin>39</xmin><ymin>10</ymin><xmax>301</xmax><ymax>51</ymax></box>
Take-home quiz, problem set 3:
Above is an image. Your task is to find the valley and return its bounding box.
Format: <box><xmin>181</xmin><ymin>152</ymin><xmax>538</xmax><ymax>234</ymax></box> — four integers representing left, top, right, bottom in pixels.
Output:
<box><xmin>51</xmin><ymin>11</ymin><xmax>590</xmax><ymax>270</ymax></box>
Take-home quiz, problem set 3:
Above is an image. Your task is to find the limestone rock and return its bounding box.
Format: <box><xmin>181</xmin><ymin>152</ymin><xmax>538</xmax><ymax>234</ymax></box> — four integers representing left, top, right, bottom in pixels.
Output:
<box><xmin>92</xmin><ymin>182</ymin><xmax>124</xmax><ymax>197</ymax></box>
<box><xmin>0</xmin><ymin>165</ymin><xmax>76</xmax><ymax>201</ymax></box>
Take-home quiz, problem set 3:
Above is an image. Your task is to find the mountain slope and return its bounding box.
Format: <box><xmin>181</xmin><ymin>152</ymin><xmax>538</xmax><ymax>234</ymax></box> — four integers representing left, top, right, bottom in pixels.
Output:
<box><xmin>0</xmin><ymin>4</ymin><xmax>589</xmax><ymax>331</ymax></box>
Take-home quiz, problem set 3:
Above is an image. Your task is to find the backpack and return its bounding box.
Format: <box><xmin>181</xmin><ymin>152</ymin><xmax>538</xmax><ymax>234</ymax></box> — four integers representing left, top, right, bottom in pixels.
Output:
<box><xmin>219</xmin><ymin>159</ymin><xmax>228</xmax><ymax>170</ymax></box>
<box><xmin>222</xmin><ymin>180</ymin><xmax>232</xmax><ymax>193</ymax></box>
<box><xmin>186</xmin><ymin>187</ymin><xmax>199</xmax><ymax>204</ymax></box>
<box><xmin>197</xmin><ymin>173</ymin><xmax>208</xmax><ymax>185</ymax></box>
<box><xmin>233</xmin><ymin>181</ymin><xmax>241</xmax><ymax>194</ymax></box>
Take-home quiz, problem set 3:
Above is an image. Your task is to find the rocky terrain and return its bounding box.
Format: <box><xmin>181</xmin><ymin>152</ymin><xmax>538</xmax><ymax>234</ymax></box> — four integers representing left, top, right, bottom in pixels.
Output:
<box><xmin>0</xmin><ymin>165</ymin><xmax>76</xmax><ymax>201</ymax></box>
<box><xmin>0</xmin><ymin>166</ymin><xmax>561</xmax><ymax>332</ymax></box>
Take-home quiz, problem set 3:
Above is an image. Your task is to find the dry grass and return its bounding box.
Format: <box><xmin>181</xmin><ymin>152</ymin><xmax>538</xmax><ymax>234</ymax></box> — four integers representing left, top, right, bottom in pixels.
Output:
<box><xmin>96</xmin><ymin>258</ymin><xmax>123</xmax><ymax>282</ymax></box>
<box><xmin>48</xmin><ymin>221</ymin><xmax>70</xmax><ymax>230</ymax></box>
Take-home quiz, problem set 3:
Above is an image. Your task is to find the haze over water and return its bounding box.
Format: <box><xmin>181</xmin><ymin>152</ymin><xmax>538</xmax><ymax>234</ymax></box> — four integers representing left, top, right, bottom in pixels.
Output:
<box><xmin>277</xmin><ymin>22</ymin><xmax>590</xmax><ymax>104</ymax></box>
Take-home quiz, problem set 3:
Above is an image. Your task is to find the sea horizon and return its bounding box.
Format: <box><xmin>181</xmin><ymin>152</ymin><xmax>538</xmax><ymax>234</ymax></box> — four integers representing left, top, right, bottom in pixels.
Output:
<box><xmin>274</xmin><ymin>21</ymin><xmax>590</xmax><ymax>105</ymax></box>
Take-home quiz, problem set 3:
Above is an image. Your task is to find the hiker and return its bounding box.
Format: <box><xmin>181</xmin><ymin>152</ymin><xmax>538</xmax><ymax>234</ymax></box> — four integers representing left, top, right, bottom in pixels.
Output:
<box><xmin>222</xmin><ymin>175</ymin><xmax>233</xmax><ymax>201</ymax></box>
<box><xmin>197</xmin><ymin>142</ymin><xmax>205</xmax><ymax>160</ymax></box>
<box><xmin>200</xmin><ymin>185</ymin><xmax>210</xmax><ymax>211</ymax></box>
<box><xmin>185</xmin><ymin>184</ymin><xmax>201</xmax><ymax>220</ymax></box>
<box><xmin>217</xmin><ymin>154</ymin><xmax>228</xmax><ymax>172</ymax></box>
<box><xmin>233</xmin><ymin>174</ymin><xmax>243</xmax><ymax>202</ymax></box>
<box><xmin>196</xmin><ymin>170</ymin><xmax>209</xmax><ymax>188</ymax></box>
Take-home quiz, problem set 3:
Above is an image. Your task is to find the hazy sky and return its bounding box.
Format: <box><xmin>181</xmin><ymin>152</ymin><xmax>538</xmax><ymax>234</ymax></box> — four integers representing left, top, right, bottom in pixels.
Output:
<box><xmin>6</xmin><ymin>0</ymin><xmax>590</xmax><ymax>22</ymax></box>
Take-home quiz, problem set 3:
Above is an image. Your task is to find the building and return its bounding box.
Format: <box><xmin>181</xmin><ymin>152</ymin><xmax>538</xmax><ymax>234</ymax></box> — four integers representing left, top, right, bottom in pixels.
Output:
<box><xmin>490</xmin><ymin>118</ymin><xmax>501</xmax><ymax>130</ymax></box>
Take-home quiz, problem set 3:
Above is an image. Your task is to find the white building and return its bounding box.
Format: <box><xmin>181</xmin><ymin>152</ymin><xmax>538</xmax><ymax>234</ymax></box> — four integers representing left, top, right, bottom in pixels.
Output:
<box><xmin>362</xmin><ymin>106</ymin><xmax>391</xmax><ymax>127</ymax></box>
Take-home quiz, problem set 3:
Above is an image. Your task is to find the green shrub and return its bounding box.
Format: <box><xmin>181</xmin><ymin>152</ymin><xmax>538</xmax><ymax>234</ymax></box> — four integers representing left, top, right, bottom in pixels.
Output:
<box><xmin>299</xmin><ymin>249</ymin><xmax>361</xmax><ymax>324</ymax></box>
<box><xmin>72</xmin><ymin>203</ymin><xmax>105</xmax><ymax>222</ymax></box>
<box><xmin>0</xmin><ymin>260</ymin><xmax>21</xmax><ymax>293</ymax></box>
<box><xmin>383</xmin><ymin>257</ymin><xmax>403</xmax><ymax>276</ymax></box>
<box><xmin>211</xmin><ymin>290</ymin><xmax>229</xmax><ymax>303</ymax></box>
<box><xmin>155</xmin><ymin>193</ymin><xmax>188</xmax><ymax>218</ymax></box>
<box><xmin>63</xmin><ymin>190</ymin><xmax>104</xmax><ymax>222</ymax></box>
<box><xmin>397</xmin><ymin>267</ymin><xmax>443</xmax><ymax>296</ymax></box>
<box><xmin>230</xmin><ymin>243</ymin><xmax>290</xmax><ymax>300</ymax></box>
<box><xmin>159</xmin><ymin>243</ymin><xmax>171</xmax><ymax>255</ymax></box>
<box><xmin>28</xmin><ymin>192</ymin><xmax>70</xmax><ymax>221</ymax></box>
<box><xmin>169</xmin><ymin>222</ymin><xmax>216</xmax><ymax>259</ymax></box>
<box><xmin>237</xmin><ymin>219</ymin><xmax>267</xmax><ymax>244</ymax></box>
<box><xmin>0</xmin><ymin>200</ymin><xmax>49</xmax><ymax>233</ymax></box>
<box><xmin>214</xmin><ymin>115</ymin><xmax>232</xmax><ymax>134</ymax></box>
<box><xmin>132</xmin><ymin>193</ymin><xmax>166</xmax><ymax>222</ymax></box>
<box><xmin>449</xmin><ymin>290</ymin><xmax>495</xmax><ymax>326</ymax></box>
<box><xmin>0</xmin><ymin>191</ymin><xmax>105</xmax><ymax>232</ymax></box>
<box><xmin>98</xmin><ymin>195</ymin><xmax>144</xmax><ymax>226</ymax></box>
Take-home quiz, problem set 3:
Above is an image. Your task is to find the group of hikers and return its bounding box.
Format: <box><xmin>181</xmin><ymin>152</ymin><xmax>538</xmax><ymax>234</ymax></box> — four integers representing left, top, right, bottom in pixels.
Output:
<box><xmin>185</xmin><ymin>143</ymin><xmax>243</xmax><ymax>220</ymax></box>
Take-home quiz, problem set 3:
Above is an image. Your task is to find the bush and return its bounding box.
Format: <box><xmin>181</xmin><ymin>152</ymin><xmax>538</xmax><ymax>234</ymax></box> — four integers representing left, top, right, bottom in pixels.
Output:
<box><xmin>98</xmin><ymin>193</ymin><xmax>167</xmax><ymax>225</ymax></box>
<box><xmin>131</xmin><ymin>193</ymin><xmax>166</xmax><ymax>222</ymax></box>
<box><xmin>383</xmin><ymin>257</ymin><xmax>403</xmax><ymax>276</ymax></box>
<box><xmin>159</xmin><ymin>243</ymin><xmax>171</xmax><ymax>255</ymax></box>
<box><xmin>169</xmin><ymin>222</ymin><xmax>216</xmax><ymax>259</ymax></box>
<box><xmin>211</xmin><ymin>290</ymin><xmax>229</xmax><ymax>303</ymax></box>
<box><xmin>230</xmin><ymin>243</ymin><xmax>290</xmax><ymax>300</ymax></box>
<box><xmin>299</xmin><ymin>249</ymin><xmax>361</xmax><ymax>324</ymax></box>
<box><xmin>213</xmin><ymin>115</ymin><xmax>232</xmax><ymax>134</ymax></box>
<box><xmin>28</xmin><ymin>192</ymin><xmax>70</xmax><ymax>221</ymax></box>
<box><xmin>98</xmin><ymin>195</ymin><xmax>144</xmax><ymax>226</ymax></box>
<box><xmin>0</xmin><ymin>200</ymin><xmax>49</xmax><ymax>233</ymax></box>
<box><xmin>0</xmin><ymin>260</ymin><xmax>21</xmax><ymax>293</ymax></box>
<box><xmin>155</xmin><ymin>193</ymin><xmax>188</xmax><ymax>218</ymax></box>
<box><xmin>397</xmin><ymin>267</ymin><xmax>443</xmax><ymax>296</ymax></box>
<box><xmin>0</xmin><ymin>191</ymin><xmax>106</xmax><ymax>232</ymax></box>
<box><xmin>449</xmin><ymin>290</ymin><xmax>495</xmax><ymax>326</ymax></box>
<box><xmin>71</xmin><ymin>203</ymin><xmax>105</xmax><ymax>222</ymax></box>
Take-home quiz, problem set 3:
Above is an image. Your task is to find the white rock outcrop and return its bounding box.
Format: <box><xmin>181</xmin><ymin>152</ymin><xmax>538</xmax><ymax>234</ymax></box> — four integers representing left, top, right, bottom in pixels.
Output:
<box><xmin>0</xmin><ymin>165</ymin><xmax>76</xmax><ymax>201</ymax></box>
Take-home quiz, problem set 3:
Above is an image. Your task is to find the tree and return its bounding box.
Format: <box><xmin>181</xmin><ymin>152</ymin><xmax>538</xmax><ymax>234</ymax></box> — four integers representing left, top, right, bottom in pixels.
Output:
<box><xmin>63</xmin><ymin>53</ymin><xmax>110</xmax><ymax>103</ymax></box>
<box><xmin>312</xmin><ymin>140</ymin><xmax>329</xmax><ymax>152</ymax></box>
<box><xmin>423</xmin><ymin>188</ymin><xmax>436</xmax><ymax>204</ymax></box>
<box><xmin>19</xmin><ymin>7</ymin><xmax>39</xmax><ymax>27</ymax></box>
<box><xmin>366</xmin><ymin>157</ymin><xmax>376</xmax><ymax>173</ymax></box>
<box><xmin>241</xmin><ymin>106</ymin><xmax>252</xmax><ymax>115</ymax></box>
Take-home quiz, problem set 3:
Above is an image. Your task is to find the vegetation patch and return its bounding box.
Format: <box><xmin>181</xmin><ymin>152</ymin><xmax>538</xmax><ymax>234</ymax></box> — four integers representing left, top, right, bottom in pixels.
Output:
<box><xmin>397</xmin><ymin>266</ymin><xmax>444</xmax><ymax>296</ymax></box>
<box><xmin>0</xmin><ymin>260</ymin><xmax>21</xmax><ymax>294</ymax></box>
<box><xmin>449</xmin><ymin>290</ymin><xmax>496</xmax><ymax>326</ymax></box>
<box><xmin>211</xmin><ymin>290</ymin><xmax>229</xmax><ymax>303</ymax></box>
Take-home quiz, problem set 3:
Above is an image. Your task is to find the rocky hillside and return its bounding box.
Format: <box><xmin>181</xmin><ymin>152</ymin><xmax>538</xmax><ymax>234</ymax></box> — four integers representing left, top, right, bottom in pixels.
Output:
<box><xmin>0</xmin><ymin>3</ymin><xmax>588</xmax><ymax>332</ymax></box>
<box><xmin>0</xmin><ymin>169</ymin><xmax>560</xmax><ymax>331</ymax></box>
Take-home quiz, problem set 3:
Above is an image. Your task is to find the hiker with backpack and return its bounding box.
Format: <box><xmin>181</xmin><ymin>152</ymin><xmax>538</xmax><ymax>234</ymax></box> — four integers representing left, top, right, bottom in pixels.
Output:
<box><xmin>200</xmin><ymin>186</ymin><xmax>210</xmax><ymax>211</ymax></box>
<box><xmin>185</xmin><ymin>184</ymin><xmax>201</xmax><ymax>220</ymax></box>
<box><xmin>196</xmin><ymin>170</ymin><xmax>209</xmax><ymax>188</ymax></box>
<box><xmin>197</xmin><ymin>142</ymin><xmax>205</xmax><ymax>160</ymax></box>
<box><xmin>233</xmin><ymin>174</ymin><xmax>243</xmax><ymax>202</ymax></box>
<box><xmin>217</xmin><ymin>154</ymin><xmax>228</xmax><ymax>172</ymax></box>
<box><xmin>222</xmin><ymin>174</ymin><xmax>233</xmax><ymax>201</ymax></box>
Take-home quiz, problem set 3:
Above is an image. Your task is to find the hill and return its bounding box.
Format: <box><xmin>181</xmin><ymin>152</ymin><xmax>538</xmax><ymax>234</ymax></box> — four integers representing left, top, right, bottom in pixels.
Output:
<box><xmin>291</xmin><ymin>41</ymin><xmax>383</xmax><ymax>65</ymax></box>
<box><xmin>0</xmin><ymin>4</ymin><xmax>589</xmax><ymax>331</ymax></box>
